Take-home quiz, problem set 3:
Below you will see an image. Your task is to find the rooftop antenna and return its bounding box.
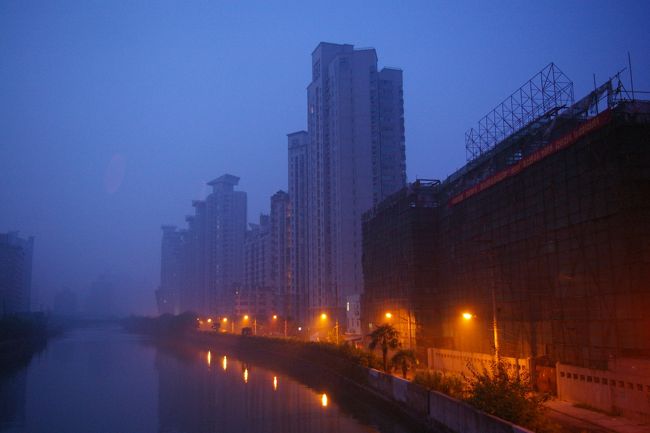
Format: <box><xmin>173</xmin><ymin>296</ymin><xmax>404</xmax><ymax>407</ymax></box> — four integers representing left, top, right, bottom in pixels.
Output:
<box><xmin>593</xmin><ymin>73</ymin><xmax>598</xmax><ymax>114</ymax></box>
<box><xmin>628</xmin><ymin>51</ymin><xmax>635</xmax><ymax>100</ymax></box>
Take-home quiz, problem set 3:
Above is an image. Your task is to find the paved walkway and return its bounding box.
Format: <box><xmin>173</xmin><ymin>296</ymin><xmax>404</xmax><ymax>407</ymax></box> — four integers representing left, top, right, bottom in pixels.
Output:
<box><xmin>545</xmin><ymin>399</ymin><xmax>650</xmax><ymax>433</ymax></box>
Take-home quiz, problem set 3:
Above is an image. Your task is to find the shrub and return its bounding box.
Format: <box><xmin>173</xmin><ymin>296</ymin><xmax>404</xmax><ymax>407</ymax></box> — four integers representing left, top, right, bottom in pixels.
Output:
<box><xmin>413</xmin><ymin>370</ymin><xmax>465</xmax><ymax>399</ymax></box>
<box><xmin>464</xmin><ymin>361</ymin><xmax>557</xmax><ymax>433</ymax></box>
<box><xmin>338</xmin><ymin>342</ymin><xmax>382</xmax><ymax>369</ymax></box>
<box><xmin>391</xmin><ymin>349</ymin><xmax>418</xmax><ymax>378</ymax></box>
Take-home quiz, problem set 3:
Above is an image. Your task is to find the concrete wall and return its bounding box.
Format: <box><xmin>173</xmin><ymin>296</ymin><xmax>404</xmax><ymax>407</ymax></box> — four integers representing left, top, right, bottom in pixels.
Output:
<box><xmin>366</xmin><ymin>368</ymin><xmax>534</xmax><ymax>433</ymax></box>
<box><xmin>557</xmin><ymin>362</ymin><xmax>650</xmax><ymax>421</ymax></box>
<box><xmin>428</xmin><ymin>348</ymin><xmax>531</xmax><ymax>377</ymax></box>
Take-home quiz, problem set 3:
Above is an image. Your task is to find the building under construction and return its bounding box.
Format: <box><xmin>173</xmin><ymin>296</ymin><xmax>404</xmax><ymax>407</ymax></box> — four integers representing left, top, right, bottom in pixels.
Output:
<box><xmin>362</xmin><ymin>64</ymin><xmax>650</xmax><ymax>375</ymax></box>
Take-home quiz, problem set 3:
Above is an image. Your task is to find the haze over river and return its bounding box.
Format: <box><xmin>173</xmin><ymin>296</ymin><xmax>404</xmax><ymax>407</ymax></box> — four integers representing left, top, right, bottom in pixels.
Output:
<box><xmin>0</xmin><ymin>326</ymin><xmax>417</xmax><ymax>433</ymax></box>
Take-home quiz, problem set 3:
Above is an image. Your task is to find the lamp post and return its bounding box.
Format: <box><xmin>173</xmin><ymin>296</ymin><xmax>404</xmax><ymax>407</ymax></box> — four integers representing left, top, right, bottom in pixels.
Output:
<box><xmin>272</xmin><ymin>314</ymin><xmax>288</xmax><ymax>337</ymax></box>
<box><xmin>384</xmin><ymin>310</ymin><xmax>414</xmax><ymax>349</ymax></box>
<box><xmin>462</xmin><ymin>296</ymin><xmax>500</xmax><ymax>363</ymax></box>
<box><xmin>469</xmin><ymin>237</ymin><xmax>501</xmax><ymax>363</ymax></box>
<box><xmin>320</xmin><ymin>313</ymin><xmax>339</xmax><ymax>344</ymax></box>
<box><xmin>221</xmin><ymin>317</ymin><xmax>233</xmax><ymax>333</ymax></box>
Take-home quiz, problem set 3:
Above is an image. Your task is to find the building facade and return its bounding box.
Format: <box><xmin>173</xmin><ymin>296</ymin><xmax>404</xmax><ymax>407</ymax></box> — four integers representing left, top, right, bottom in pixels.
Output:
<box><xmin>270</xmin><ymin>191</ymin><xmax>291</xmax><ymax>319</ymax></box>
<box><xmin>156</xmin><ymin>225</ymin><xmax>183</xmax><ymax>315</ymax></box>
<box><xmin>287</xmin><ymin>131</ymin><xmax>309</xmax><ymax>325</ymax></box>
<box><xmin>0</xmin><ymin>232</ymin><xmax>34</xmax><ymax>315</ymax></box>
<box><xmin>204</xmin><ymin>174</ymin><xmax>247</xmax><ymax>316</ymax></box>
<box><xmin>361</xmin><ymin>179</ymin><xmax>440</xmax><ymax>348</ymax></box>
<box><xmin>362</xmin><ymin>96</ymin><xmax>650</xmax><ymax>369</ymax></box>
<box><xmin>306</xmin><ymin>42</ymin><xmax>406</xmax><ymax>327</ymax></box>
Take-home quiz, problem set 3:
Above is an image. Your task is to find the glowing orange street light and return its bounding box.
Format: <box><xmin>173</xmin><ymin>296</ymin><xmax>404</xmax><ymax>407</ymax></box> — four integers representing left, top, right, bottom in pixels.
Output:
<box><xmin>243</xmin><ymin>314</ymin><xmax>249</xmax><ymax>321</ymax></box>
<box><xmin>222</xmin><ymin>317</ymin><xmax>228</xmax><ymax>323</ymax></box>
<box><xmin>320</xmin><ymin>313</ymin><xmax>327</xmax><ymax>320</ymax></box>
<box><xmin>207</xmin><ymin>318</ymin><xmax>212</xmax><ymax>323</ymax></box>
<box><xmin>385</xmin><ymin>312</ymin><xmax>393</xmax><ymax>319</ymax></box>
<box><xmin>272</xmin><ymin>314</ymin><xmax>278</xmax><ymax>320</ymax></box>
<box><xmin>462</xmin><ymin>312</ymin><xmax>474</xmax><ymax>321</ymax></box>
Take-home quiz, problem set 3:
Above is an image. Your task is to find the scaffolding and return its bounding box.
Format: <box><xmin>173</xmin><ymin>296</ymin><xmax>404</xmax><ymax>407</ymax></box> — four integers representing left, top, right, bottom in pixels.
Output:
<box><xmin>362</xmin><ymin>67</ymin><xmax>650</xmax><ymax>370</ymax></box>
<box><xmin>465</xmin><ymin>63</ymin><xmax>574</xmax><ymax>161</ymax></box>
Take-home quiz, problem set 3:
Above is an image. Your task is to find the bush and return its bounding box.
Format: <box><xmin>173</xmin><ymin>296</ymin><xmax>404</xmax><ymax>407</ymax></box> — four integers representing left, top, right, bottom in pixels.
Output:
<box><xmin>413</xmin><ymin>370</ymin><xmax>465</xmax><ymax>399</ymax></box>
<box><xmin>337</xmin><ymin>342</ymin><xmax>382</xmax><ymax>369</ymax></box>
<box><xmin>464</xmin><ymin>361</ymin><xmax>557</xmax><ymax>433</ymax></box>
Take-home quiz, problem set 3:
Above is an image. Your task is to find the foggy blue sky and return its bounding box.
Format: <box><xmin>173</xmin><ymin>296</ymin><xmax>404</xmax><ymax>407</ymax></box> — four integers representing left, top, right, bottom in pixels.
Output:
<box><xmin>1</xmin><ymin>1</ymin><xmax>649</xmax><ymax>314</ymax></box>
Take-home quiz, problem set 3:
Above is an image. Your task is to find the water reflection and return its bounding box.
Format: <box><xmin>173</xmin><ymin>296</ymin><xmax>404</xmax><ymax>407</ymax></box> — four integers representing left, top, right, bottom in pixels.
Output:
<box><xmin>156</xmin><ymin>346</ymin><xmax>363</xmax><ymax>433</ymax></box>
<box><xmin>0</xmin><ymin>371</ymin><xmax>26</xmax><ymax>429</ymax></box>
<box><xmin>1</xmin><ymin>327</ymin><xmax>417</xmax><ymax>433</ymax></box>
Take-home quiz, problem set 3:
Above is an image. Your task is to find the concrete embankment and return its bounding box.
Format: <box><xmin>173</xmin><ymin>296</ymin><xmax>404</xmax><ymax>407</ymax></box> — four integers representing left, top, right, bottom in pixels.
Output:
<box><xmin>188</xmin><ymin>332</ymin><xmax>534</xmax><ymax>433</ymax></box>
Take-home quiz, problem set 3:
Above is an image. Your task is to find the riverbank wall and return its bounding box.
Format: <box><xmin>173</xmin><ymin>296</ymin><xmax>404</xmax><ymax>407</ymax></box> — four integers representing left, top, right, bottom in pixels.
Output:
<box><xmin>189</xmin><ymin>331</ymin><xmax>533</xmax><ymax>433</ymax></box>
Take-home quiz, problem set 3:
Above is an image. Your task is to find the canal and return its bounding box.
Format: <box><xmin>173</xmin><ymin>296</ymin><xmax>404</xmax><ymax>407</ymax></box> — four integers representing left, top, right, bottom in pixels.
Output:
<box><xmin>0</xmin><ymin>326</ymin><xmax>420</xmax><ymax>433</ymax></box>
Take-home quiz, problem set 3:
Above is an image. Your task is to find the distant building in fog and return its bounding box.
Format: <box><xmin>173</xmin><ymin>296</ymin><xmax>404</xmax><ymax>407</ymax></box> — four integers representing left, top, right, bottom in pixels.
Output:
<box><xmin>287</xmin><ymin>131</ymin><xmax>309</xmax><ymax>325</ymax></box>
<box><xmin>179</xmin><ymin>200</ymin><xmax>207</xmax><ymax>315</ymax></box>
<box><xmin>0</xmin><ymin>232</ymin><xmax>34</xmax><ymax>315</ymax></box>
<box><xmin>156</xmin><ymin>226</ymin><xmax>183</xmax><ymax>315</ymax></box>
<box><xmin>204</xmin><ymin>174</ymin><xmax>247</xmax><ymax>316</ymax></box>
<box><xmin>305</xmin><ymin>42</ymin><xmax>406</xmax><ymax>327</ymax></box>
<box><xmin>243</xmin><ymin>214</ymin><xmax>272</xmax><ymax>297</ymax></box>
<box><xmin>240</xmin><ymin>191</ymin><xmax>290</xmax><ymax>323</ymax></box>
<box><xmin>157</xmin><ymin>174</ymin><xmax>248</xmax><ymax>317</ymax></box>
<box><xmin>270</xmin><ymin>191</ymin><xmax>291</xmax><ymax>319</ymax></box>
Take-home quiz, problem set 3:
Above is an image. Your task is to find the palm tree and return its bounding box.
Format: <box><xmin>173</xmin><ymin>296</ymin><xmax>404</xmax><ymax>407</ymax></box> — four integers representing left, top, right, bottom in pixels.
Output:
<box><xmin>391</xmin><ymin>349</ymin><xmax>417</xmax><ymax>379</ymax></box>
<box><xmin>368</xmin><ymin>323</ymin><xmax>400</xmax><ymax>372</ymax></box>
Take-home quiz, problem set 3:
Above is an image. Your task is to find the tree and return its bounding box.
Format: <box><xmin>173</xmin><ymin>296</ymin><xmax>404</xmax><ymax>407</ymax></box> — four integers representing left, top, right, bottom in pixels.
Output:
<box><xmin>464</xmin><ymin>361</ymin><xmax>554</xmax><ymax>432</ymax></box>
<box><xmin>391</xmin><ymin>349</ymin><xmax>417</xmax><ymax>378</ymax></box>
<box><xmin>368</xmin><ymin>324</ymin><xmax>400</xmax><ymax>372</ymax></box>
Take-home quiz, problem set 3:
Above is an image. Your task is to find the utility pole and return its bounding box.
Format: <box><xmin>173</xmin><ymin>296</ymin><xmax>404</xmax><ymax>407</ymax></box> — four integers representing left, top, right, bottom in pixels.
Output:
<box><xmin>335</xmin><ymin>320</ymin><xmax>339</xmax><ymax>345</ymax></box>
<box><xmin>491</xmin><ymin>285</ymin><xmax>500</xmax><ymax>362</ymax></box>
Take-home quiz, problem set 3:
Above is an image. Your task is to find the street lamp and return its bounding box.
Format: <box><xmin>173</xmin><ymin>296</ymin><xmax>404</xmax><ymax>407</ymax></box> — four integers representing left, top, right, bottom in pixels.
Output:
<box><xmin>384</xmin><ymin>310</ymin><xmax>414</xmax><ymax>349</ymax></box>
<box><xmin>319</xmin><ymin>312</ymin><xmax>339</xmax><ymax>344</ymax></box>
<box><xmin>222</xmin><ymin>317</ymin><xmax>234</xmax><ymax>333</ymax></box>
<box><xmin>462</xmin><ymin>309</ymin><xmax>499</xmax><ymax>362</ymax></box>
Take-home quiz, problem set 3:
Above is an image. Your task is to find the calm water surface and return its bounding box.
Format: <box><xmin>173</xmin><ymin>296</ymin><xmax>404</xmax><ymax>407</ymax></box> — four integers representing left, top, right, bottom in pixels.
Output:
<box><xmin>0</xmin><ymin>326</ymin><xmax>417</xmax><ymax>433</ymax></box>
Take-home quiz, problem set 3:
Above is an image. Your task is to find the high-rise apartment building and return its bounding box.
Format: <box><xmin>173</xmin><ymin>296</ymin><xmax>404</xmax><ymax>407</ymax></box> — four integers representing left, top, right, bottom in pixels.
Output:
<box><xmin>156</xmin><ymin>225</ymin><xmax>183</xmax><ymax>315</ymax></box>
<box><xmin>183</xmin><ymin>200</ymin><xmax>207</xmax><ymax>314</ymax></box>
<box><xmin>240</xmin><ymin>191</ymin><xmax>291</xmax><ymax>323</ymax></box>
<box><xmin>306</xmin><ymin>42</ymin><xmax>406</xmax><ymax>326</ymax></box>
<box><xmin>288</xmin><ymin>131</ymin><xmax>309</xmax><ymax>325</ymax></box>
<box><xmin>270</xmin><ymin>190</ymin><xmax>290</xmax><ymax>318</ymax></box>
<box><xmin>204</xmin><ymin>174</ymin><xmax>247</xmax><ymax>316</ymax></box>
<box><xmin>0</xmin><ymin>232</ymin><xmax>34</xmax><ymax>315</ymax></box>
